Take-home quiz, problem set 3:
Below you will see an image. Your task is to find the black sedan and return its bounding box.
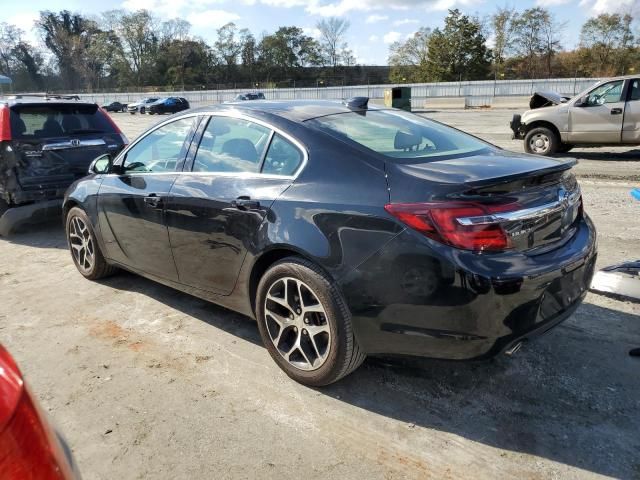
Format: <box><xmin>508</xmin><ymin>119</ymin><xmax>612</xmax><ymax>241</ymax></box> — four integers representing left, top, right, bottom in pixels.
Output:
<box><xmin>63</xmin><ymin>99</ymin><xmax>597</xmax><ymax>386</ymax></box>
<box><xmin>102</xmin><ymin>101</ymin><xmax>127</xmax><ymax>112</ymax></box>
<box><xmin>148</xmin><ymin>97</ymin><xmax>190</xmax><ymax>115</ymax></box>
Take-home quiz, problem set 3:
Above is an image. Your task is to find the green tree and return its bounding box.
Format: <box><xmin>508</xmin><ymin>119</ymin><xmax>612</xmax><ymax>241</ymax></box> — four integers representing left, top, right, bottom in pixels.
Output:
<box><xmin>388</xmin><ymin>27</ymin><xmax>431</xmax><ymax>82</ymax></box>
<box><xmin>580</xmin><ymin>13</ymin><xmax>635</xmax><ymax>76</ymax></box>
<box><xmin>491</xmin><ymin>7</ymin><xmax>518</xmax><ymax>77</ymax></box>
<box><xmin>259</xmin><ymin>27</ymin><xmax>321</xmax><ymax>80</ymax></box>
<box><xmin>426</xmin><ymin>9</ymin><xmax>491</xmax><ymax>81</ymax></box>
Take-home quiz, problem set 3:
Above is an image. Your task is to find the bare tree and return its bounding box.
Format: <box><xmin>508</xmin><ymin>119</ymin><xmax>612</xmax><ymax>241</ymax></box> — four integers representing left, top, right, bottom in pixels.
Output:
<box><xmin>316</xmin><ymin>17</ymin><xmax>350</xmax><ymax>69</ymax></box>
<box><xmin>491</xmin><ymin>7</ymin><xmax>518</xmax><ymax>77</ymax></box>
<box><xmin>388</xmin><ymin>27</ymin><xmax>431</xmax><ymax>82</ymax></box>
<box><xmin>0</xmin><ymin>23</ymin><xmax>23</xmax><ymax>76</ymax></box>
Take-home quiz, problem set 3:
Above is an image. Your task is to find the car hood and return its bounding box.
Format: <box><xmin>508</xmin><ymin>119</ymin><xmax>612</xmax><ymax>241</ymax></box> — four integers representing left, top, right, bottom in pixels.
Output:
<box><xmin>529</xmin><ymin>91</ymin><xmax>572</xmax><ymax>109</ymax></box>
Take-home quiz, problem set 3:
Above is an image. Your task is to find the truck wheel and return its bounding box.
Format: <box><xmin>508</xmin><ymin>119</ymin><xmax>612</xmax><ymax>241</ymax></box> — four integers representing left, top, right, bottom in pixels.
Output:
<box><xmin>524</xmin><ymin>127</ymin><xmax>559</xmax><ymax>156</ymax></box>
<box><xmin>255</xmin><ymin>257</ymin><xmax>366</xmax><ymax>386</ymax></box>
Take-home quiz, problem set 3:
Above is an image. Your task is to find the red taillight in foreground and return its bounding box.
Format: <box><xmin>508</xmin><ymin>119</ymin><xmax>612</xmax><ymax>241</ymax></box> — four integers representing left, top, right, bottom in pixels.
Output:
<box><xmin>385</xmin><ymin>201</ymin><xmax>518</xmax><ymax>252</ymax></box>
<box><xmin>98</xmin><ymin>106</ymin><xmax>129</xmax><ymax>146</ymax></box>
<box><xmin>0</xmin><ymin>105</ymin><xmax>12</xmax><ymax>142</ymax></box>
<box><xmin>0</xmin><ymin>346</ymin><xmax>75</xmax><ymax>480</ymax></box>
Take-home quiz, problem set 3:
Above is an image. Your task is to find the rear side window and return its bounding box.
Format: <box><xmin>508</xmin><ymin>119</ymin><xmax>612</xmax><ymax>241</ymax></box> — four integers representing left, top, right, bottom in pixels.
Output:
<box><xmin>9</xmin><ymin>104</ymin><xmax>117</xmax><ymax>139</ymax></box>
<box><xmin>193</xmin><ymin>116</ymin><xmax>271</xmax><ymax>173</ymax></box>
<box><xmin>308</xmin><ymin>110</ymin><xmax>488</xmax><ymax>162</ymax></box>
<box><xmin>263</xmin><ymin>134</ymin><xmax>303</xmax><ymax>176</ymax></box>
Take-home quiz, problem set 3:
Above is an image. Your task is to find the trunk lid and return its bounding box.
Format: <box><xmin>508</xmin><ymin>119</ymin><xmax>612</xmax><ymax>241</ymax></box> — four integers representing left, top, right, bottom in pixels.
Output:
<box><xmin>386</xmin><ymin>151</ymin><xmax>582</xmax><ymax>253</ymax></box>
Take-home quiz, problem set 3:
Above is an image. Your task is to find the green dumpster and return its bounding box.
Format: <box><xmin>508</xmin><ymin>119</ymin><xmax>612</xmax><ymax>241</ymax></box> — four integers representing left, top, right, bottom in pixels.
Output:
<box><xmin>384</xmin><ymin>86</ymin><xmax>411</xmax><ymax>111</ymax></box>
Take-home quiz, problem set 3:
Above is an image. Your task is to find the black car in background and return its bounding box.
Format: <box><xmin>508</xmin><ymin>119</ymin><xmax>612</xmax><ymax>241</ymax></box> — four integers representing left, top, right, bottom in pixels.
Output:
<box><xmin>63</xmin><ymin>99</ymin><xmax>596</xmax><ymax>386</ymax></box>
<box><xmin>233</xmin><ymin>92</ymin><xmax>266</xmax><ymax>101</ymax></box>
<box><xmin>0</xmin><ymin>95</ymin><xmax>128</xmax><ymax>235</ymax></box>
<box><xmin>148</xmin><ymin>97</ymin><xmax>190</xmax><ymax>115</ymax></box>
<box><xmin>103</xmin><ymin>101</ymin><xmax>128</xmax><ymax>112</ymax></box>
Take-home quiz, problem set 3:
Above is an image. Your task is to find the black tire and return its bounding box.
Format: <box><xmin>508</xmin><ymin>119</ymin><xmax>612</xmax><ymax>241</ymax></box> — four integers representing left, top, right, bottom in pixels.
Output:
<box><xmin>557</xmin><ymin>143</ymin><xmax>574</xmax><ymax>153</ymax></box>
<box><xmin>0</xmin><ymin>199</ymin><xmax>8</xmax><ymax>217</ymax></box>
<box><xmin>139</xmin><ymin>107</ymin><xmax>145</xmax><ymax>114</ymax></box>
<box><xmin>65</xmin><ymin>207</ymin><xmax>117</xmax><ymax>280</ymax></box>
<box><xmin>255</xmin><ymin>257</ymin><xmax>366</xmax><ymax>386</ymax></box>
<box><xmin>524</xmin><ymin>126</ymin><xmax>559</xmax><ymax>156</ymax></box>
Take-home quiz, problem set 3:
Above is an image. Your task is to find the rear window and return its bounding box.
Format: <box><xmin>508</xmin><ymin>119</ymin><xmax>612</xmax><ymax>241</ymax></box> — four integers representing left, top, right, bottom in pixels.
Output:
<box><xmin>9</xmin><ymin>104</ymin><xmax>117</xmax><ymax>139</ymax></box>
<box><xmin>308</xmin><ymin>109</ymin><xmax>489</xmax><ymax>162</ymax></box>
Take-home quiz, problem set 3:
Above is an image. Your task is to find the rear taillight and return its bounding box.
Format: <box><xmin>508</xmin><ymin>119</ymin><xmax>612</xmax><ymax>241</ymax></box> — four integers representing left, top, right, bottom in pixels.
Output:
<box><xmin>0</xmin><ymin>346</ymin><xmax>74</xmax><ymax>480</ymax></box>
<box><xmin>385</xmin><ymin>201</ymin><xmax>518</xmax><ymax>252</ymax></box>
<box><xmin>0</xmin><ymin>105</ymin><xmax>12</xmax><ymax>141</ymax></box>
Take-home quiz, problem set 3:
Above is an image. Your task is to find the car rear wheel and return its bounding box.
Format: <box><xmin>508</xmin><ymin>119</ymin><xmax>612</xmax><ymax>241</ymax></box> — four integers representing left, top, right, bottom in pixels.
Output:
<box><xmin>139</xmin><ymin>107</ymin><xmax>146</xmax><ymax>114</ymax></box>
<box><xmin>524</xmin><ymin>127</ymin><xmax>559</xmax><ymax>156</ymax></box>
<box><xmin>66</xmin><ymin>207</ymin><xmax>117</xmax><ymax>280</ymax></box>
<box><xmin>255</xmin><ymin>257</ymin><xmax>366</xmax><ymax>386</ymax></box>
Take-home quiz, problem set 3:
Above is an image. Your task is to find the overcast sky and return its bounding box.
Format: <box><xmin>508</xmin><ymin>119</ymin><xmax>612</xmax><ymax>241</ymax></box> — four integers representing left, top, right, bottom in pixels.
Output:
<box><xmin>5</xmin><ymin>0</ymin><xmax>639</xmax><ymax>65</ymax></box>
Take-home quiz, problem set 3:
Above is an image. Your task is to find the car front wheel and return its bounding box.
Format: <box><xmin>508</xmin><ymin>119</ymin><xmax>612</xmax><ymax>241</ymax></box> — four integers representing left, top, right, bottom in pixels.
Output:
<box><xmin>524</xmin><ymin>127</ymin><xmax>559</xmax><ymax>156</ymax></box>
<box><xmin>255</xmin><ymin>257</ymin><xmax>366</xmax><ymax>386</ymax></box>
<box><xmin>66</xmin><ymin>207</ymin><xmax>117</xmax><ymax>280</ymax></box>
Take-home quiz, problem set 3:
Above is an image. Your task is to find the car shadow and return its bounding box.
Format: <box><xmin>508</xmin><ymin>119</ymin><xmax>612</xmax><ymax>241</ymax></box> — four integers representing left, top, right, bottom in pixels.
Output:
<box><xmin>98</xmin><ymin>271</ymin><xmax>263</xmax><ymax>347</ymax></box>
<box><xmin>1</xmin><ymin>220</ymin><xmax>67</xmax><ymax>250</ymax></box>
<box><xmin>321</xmin><ymin>301</ymin><xmax>640</xmax><ymax>479</ymax></box>
<box><xmin>93</xmin><ymin>268</ymin><xmax>640</xmax><ymax>478</ymax></box>
<box><xmin>558</xmin><ymin>149</ymin><xmax>640</xmax><ymax>161</ymax></box>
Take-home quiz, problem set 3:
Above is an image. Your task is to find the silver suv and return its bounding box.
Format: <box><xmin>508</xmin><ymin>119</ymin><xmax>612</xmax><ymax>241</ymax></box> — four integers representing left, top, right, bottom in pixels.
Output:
<box><xmin>511</xmin><ymin>75</ymin><xmax>640</xmax><ymax>155</ymax></box>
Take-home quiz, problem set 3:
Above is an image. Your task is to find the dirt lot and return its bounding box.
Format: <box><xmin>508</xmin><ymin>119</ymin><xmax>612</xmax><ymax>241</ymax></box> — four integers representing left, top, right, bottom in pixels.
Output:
<box><xmin>1</xmin><ymin>109</ymin><xmax>639</xmax><ymax>480</ymax></box>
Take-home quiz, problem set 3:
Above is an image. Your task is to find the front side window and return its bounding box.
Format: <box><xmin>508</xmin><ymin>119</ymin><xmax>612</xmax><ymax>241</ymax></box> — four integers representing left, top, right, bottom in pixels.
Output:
<box><xmin>308</xmin><ymin>109</ymin><xmax>489</xmax><ymax>162</ymax></box>
<box><xmin>629</xmin><ymin>79</ymin><xmax>640</xmax><ymax>101</ymax></box>
<box><xmin>123</xmin><ymin>117</ymin><xmax>195</xmax><ymax>173</ymax></box>
<box><xmin>193</xmin><ymin>116</ymin><xmax>271</xmax><ymax>173</ymax></box>
<box><xmin>586</xmin><ymin>80</ymin><xmax>624</xmax><ymax>105</ymax></box>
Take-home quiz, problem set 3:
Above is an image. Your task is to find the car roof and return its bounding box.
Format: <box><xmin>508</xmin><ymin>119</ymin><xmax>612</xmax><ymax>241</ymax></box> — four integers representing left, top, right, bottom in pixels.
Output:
<box><xmin>0</xmin><ymin>95</ymin><xmax>95</xmax><ymax>107</ymax></box>
<box><xmin>190</xmin><ymin>99</ymin><xmax>384</xmax><ymax>122</ymax></box>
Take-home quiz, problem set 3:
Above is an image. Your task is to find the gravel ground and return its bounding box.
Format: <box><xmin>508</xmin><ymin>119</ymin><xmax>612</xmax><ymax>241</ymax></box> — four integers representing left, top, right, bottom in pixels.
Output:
<box><xmin>1</xmin><ymin>108</ymin><xmax>639</xmax><ymax>480</ymax></box>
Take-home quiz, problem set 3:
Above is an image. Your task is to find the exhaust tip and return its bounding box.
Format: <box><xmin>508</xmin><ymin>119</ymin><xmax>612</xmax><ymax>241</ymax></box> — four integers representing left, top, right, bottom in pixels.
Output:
<box><xmin>504</xmin><ymin>341</ymin><xmax>523</xmax><ymax>356</ymax></box>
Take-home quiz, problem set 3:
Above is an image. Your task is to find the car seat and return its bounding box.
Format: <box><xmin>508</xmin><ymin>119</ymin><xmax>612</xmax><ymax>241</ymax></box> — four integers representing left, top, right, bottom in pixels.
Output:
<box><xmin>221</xmin><ymin>138</ymin><xmax>258</xmax><ymax>163</ymax></box>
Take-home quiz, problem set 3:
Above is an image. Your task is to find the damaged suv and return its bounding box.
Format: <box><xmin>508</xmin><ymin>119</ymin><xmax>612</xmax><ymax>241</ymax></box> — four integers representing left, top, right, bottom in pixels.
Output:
<box><xmin>511</xmin><ymin>76</ymin><xmax>640</xmax><ymax>155</ymax></box>
<box><xmin>0</xmin><ymin>95</ymin><xmax>127</xmax><ymax>235</ymax></box>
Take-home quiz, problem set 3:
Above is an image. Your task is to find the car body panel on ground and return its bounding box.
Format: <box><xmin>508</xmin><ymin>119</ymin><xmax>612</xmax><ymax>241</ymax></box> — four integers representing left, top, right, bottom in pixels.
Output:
<box><xmin>64</xmin><ymin>100</ymin><xmax>597</xmax><ymax>381</ymax></box>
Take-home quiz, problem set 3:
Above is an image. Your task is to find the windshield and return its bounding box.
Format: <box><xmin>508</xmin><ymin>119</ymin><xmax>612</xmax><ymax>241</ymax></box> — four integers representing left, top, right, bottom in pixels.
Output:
<box><xmin>307</xmin><ymin>109</ymin><xmax>490</xmax><ymax>162</ymax></box>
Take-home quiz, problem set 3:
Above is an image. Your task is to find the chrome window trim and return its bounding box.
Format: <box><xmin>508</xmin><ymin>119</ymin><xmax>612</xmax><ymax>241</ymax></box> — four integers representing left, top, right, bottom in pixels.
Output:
<box><xmin>112</xmin><ymin>110</ymin><xmax>308</xmax><ymax>180</ymax></box>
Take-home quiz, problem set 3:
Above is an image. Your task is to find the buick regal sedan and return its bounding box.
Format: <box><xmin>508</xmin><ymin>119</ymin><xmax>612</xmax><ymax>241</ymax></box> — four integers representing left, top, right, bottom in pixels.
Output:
<box><xmin>63</xmin><ymin>99</ymin><xmax>597</xmax><ymax>386</ymax></box>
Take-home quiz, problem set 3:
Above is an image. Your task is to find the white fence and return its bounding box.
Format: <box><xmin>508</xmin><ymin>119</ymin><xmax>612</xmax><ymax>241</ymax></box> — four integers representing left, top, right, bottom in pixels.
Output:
<box><xmin>76</xmin><ymin>77</ymin><xmax>600</xmax><ymax>108</ymax></box>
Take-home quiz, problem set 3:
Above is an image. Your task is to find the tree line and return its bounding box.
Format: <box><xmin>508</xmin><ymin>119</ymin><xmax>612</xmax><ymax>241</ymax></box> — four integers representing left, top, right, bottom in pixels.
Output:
<box><xmin>0</xmin><ymin>10</ymin><xmax>360</xmax><ymax>92</ymax></box>
<box><xmin>389</xmin><ymin>8</ymin><xmax>639</xmax><ymax>83</ymax></box>
<box><xmin>0</xmin><ymin>7</ymin><xmax>638</xmax><ymax>93</ymax></box>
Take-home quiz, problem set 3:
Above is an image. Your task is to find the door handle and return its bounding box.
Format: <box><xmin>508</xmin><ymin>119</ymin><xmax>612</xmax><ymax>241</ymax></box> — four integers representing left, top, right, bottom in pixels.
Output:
<box><xmin>143</xmin><ymin>194</ymin><xmax>162</xmax><ymax>208</ymax></box>
<box><xmin>231</xmin><ymin>196</ymin><xmax>260</xmax><ymax>210</ymax></box>
<box><xmin>611</xmin><ymin>108</ymin><xmax>623</xmax><ymax>115</ymax></box>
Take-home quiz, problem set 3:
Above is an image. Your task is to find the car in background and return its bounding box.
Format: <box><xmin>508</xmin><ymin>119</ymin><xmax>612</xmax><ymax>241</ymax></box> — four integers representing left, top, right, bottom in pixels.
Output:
<box><xmin>0</xmin><ymin>94</ymin><xmax>128</xmax><ymax>235</ymax></box>
<box><xmin>147</xmin><ymin>97</ymin><xmax>190</xmax><ymax>115</ymax></box>
<box><xmin>64</xmin><ymin>99</ymin><xmax>596</xmax><ymax>386</ymax></box>
<box><xmin>511</xmin><ymin>75</ymin><xmax>640</xmax><ymax>155</ymax></box>
<box><xmin>102</xmin><ymin>101</ymin><xmax>127</xmax><ymax>113</ymax></box>
<box><xmin>233</xmin><ymin>92</ymin><xmax>266</xmax><ymax>101</ymax></box>
<box><xmin>126</xmin><ymin>98</ymin><xmax>159</xmax><ymax>115</ymax></box>
<box><xmin>0</xmin><ymin>344</ymin><xmax>81</xmax><ymax>479</ymax></box>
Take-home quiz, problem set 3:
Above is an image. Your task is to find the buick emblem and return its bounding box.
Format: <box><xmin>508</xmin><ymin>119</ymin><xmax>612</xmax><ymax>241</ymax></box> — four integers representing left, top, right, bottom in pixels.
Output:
<box><xmin>70</xmin><ymin>139</ymin><xmax>81</xmax><ymax>147</ymax></box>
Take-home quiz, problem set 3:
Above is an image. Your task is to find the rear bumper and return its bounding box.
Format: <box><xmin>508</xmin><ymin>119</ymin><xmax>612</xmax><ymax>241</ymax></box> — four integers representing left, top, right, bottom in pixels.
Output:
<box><xmin>338</xmin><ymin>215</ymin><xmax>597</xmax><ymax>360</ymax></box>
<box><xmin>0</xmin><ymin>199</ymin><xmax>62</xmax><ymax>235</ymax></box>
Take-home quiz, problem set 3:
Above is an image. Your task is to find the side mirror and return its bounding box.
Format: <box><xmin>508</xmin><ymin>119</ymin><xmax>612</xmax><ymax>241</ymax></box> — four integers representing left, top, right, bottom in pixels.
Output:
<box><xmin>575</xmin><ymin>95</ymin><xmax>590</xmax><ymax>107</ymax></box>
<box><xmin>88</xmin><ymin>154</ymin><xmax>112</xmax><ymax>175</ymax></box>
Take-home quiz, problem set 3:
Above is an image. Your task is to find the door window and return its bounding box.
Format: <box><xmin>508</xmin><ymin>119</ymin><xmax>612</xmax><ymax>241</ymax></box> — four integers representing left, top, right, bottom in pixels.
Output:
<box><xmin>585</xmin><ymin>80</ymin><xmax>624</xmax><ymax>106</ymax></box>
<box><xmin>123</xmin><ymin>117</ymin><xmax>195</xmax><ymax>173</ymax></box>
<box><xmin>193</xmin><ymin>116</ymin><xmax>271</xmax><ymax>173</ymax></box>
<box><xmin>262</xmin><ymin>133</ymin><xmax>304</xmax><ymax>176</ymax></box>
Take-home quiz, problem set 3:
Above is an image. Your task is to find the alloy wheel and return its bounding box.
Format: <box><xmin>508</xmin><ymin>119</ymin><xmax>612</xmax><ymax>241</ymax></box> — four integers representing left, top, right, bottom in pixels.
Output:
<box><xmin>263</xmin><ymin>277</ymin><xmax>331</xmax><ymax>371</ymax></box>
<box><xmin>529</xmin><ymin>133</ymin><xmax>550</xmax><ymax>154</ymax></box>
<box><xmin>68</xmin><ymin>216</ymin><xmax>95</xmax><ymax>272</ymax></box>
